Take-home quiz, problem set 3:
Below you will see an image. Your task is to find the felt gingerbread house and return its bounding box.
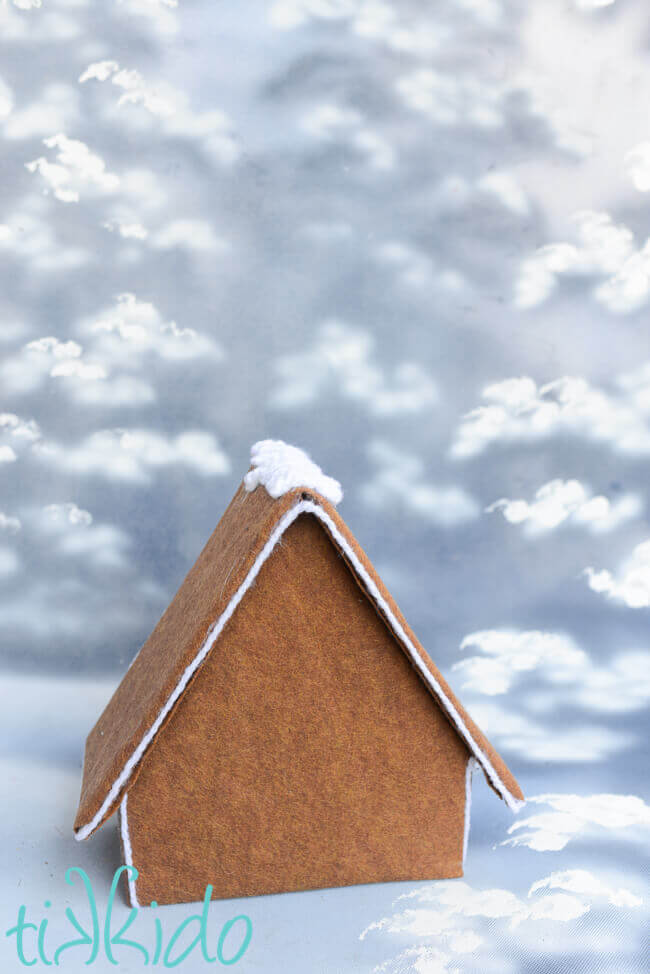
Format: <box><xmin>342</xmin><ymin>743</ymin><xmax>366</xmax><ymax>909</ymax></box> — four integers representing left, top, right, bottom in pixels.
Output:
<box><xmin>74</xmin><ymin>440</ymin><xmax>523</xmax><ymax>908</ymax></box>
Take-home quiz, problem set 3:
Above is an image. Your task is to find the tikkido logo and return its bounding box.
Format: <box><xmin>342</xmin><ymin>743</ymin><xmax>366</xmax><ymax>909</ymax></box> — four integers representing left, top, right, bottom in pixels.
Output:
<box><xmin>5</xmin><ymin>867</ymin><xmax>252</xmax><ymax>967</ymax></box>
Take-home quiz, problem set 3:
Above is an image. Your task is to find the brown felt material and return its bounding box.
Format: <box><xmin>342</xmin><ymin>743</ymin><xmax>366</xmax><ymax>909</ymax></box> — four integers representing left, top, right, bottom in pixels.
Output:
<box><xmin>126</xmin><ymin>514</ymin><xmax>470</xmax><ymax>904</ymax></box>
<box><xmin>74</xmin><ymin>478</ymin><xmax>523</xmax><ymax>905</ymax></box>
<box><xmin>75</xmin><ymin>483</ymin><xmax>301</xmax><ymax>835</ymax></box>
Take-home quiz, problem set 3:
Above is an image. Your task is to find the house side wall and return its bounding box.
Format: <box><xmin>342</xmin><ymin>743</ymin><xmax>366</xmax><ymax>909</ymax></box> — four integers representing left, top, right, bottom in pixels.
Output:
<box><xmin>124</xmin><ymin>514</ymin><xmax>471</xmax><ymax>905</ymax></box>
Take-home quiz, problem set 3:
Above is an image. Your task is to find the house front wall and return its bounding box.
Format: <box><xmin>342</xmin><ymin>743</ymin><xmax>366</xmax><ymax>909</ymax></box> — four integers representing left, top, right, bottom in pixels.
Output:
<box><xmin>122</xmin><ymin>513</ymin><xmax>471</xmax><ymax>906</ymax></box>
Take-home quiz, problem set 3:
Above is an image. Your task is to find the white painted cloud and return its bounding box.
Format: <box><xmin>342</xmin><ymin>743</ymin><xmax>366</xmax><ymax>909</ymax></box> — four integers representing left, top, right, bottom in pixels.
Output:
<box><xmin>0</xmin><ymin>513</ymin><xmax>21</xmax><ymax>534</ymax></box>
<box><xmin>270</xmin><ymin>0</ymin><xmax>356</xmax><ymax>30</ymax></box>
<box><xmin>487</xmin><ymin>479</ymin><xmax>641</xmax><ymax>536</ymax></box>
<box><xmin>301</xmin><ymin>102</ymin><xmax>361</xmax><ymax>138</ymax></box>
<box><xmin>504</xmin><ymin>793</ymin><xmax>650</xmax><ymax>851</ymax></box>
<box><xmin>103</xmin><ymin>219</ymin><xmax>148</xmax><ymax>240</ymax></box>
<box><xmin>116</xmin><ymin>0</ymin><xmax>179</xmax><ymax>38</ymax></box>
<box><xmin>361</xmin><ymin>440</ymin><xmax>478</xmax><ymax>526</ymax></box>
<box><xmin>451</xmin><ymin>371</ymin><xmax>650</xmax><ymax>458</ymax></box>
<box><xmin>0</xmin><ymin>4</ymin><xmax>80</xmax><ymax>42</ymax></box>
<box><xmin>454</xmin><ymin>629</ymin><xmax>586</xmax><ymax>696</ymax></box>
<box><xmin>362</xmin><ymin>867</ymin><xmax>640</xmax><ymax>973</ymax></box>
<box><xmin>79</xmin><ymin>60</ymin><xmax>177</xmax><ymax>117</ymax></box>
<box><xmin>396</xmin><ymin>68</ymin><xmax>506</xmax><ymax>128</ymax></box>
<box><xmin>31</xmin><ymin>337</ymin><xmax>106</xmax><ymax>380</ymax></box>
<box><xmin>82</xmin><ymin>292</ymin><xmax>223</xmax><ymax>363</ymax></box>
<box><xmin>595</xmin><ymin>243</ymin><xmax>650</xmax><ymax>314</ymax></box>
<box><xmin>0</xmin><ymin>205</ymin><xmax>89</xmax><ymax>272</ymax></box>
<box><xmin>573</xmin><ymin>0</ymin><xmax>616</xmax><ymax>9</ymax></box>
<box><xmin>0</xmin><ymin>547</ymin><xmax>20</xmax><ymax>577</ymax></box>
<box><xmin>0</xmin><ymin>446</ymin><xmax>17</xmax><ymax>464</ymax></box>
<box><xmin>301</xmin><ymin>102</ymin><xmax>395</xmax><ymax>171</ymax></box>
<box><xmin>0</xmin><ymin>76</ymin><xmax>14</xmax><ymax>118</ymax></box>
<box><xmin>362</xmin><ymin>883</ymin><xmax>525</xmax><ymax>946</ymax></box>
<box><xmin>374</xmin><ymin>240</ymin><xmax>465</xmax><ymax>292</ymax></box>
<box><xmin>529</xmin><ymin>870</ymin><xmax>642</xmax><ymax>909</ymax></box>
<box><xmin>1</xmin><ymin>336</ymin><xmax>105</xmax><ymax>397</ymax></box>
<box><xmin>454</xmin><ymin>628</ymin><xmax>650</xmax><ymax>715</ymax></box>
<box><xmin>79</xmin><ymin>60</ymin><xmax>239</xmax><ymax>165</ymax></box>
<box><xmin>41</xmin><ymin>428</ymin><xmax>230</xmax><ymax>484</ymax></box>
<box><xmin>42</xmin><ymin>503</ymin><xmax>93</xmax><ymax>528</ymax></box>
<box><xmin>164</xmin><ymin>104</ymin><xmax>239</xmax><ymax>165</ymax></box>
<box><xmin>625</xmin><ymin>141</ymin><xmax>650</xmax><ymax>192</ymax></box>
<box><xmin>618</xmin><ymin>359</ymin><xmax>650</xmax><ymax>409</ymax></box>
<box><xmin>516</xmin><ymin>210</ymin><xmax>650</xmax><ymax>314</ymax></box>
<box><xmin>574</xmin><ymin>650</ymin><xmax>650</xmax><ymax>712</ymax></box>
<box><xmin>0</xmin><ymin>335</ymin><xmax>157</xmax><ymax>406</ymax></box>
<box><xmin>71</xmin><ymin>375</ymin><xmax>155</xmax><ymax>407</ymax></box>
<box><xmin>3</xmin><ymin>84</ymin><xmax>78</xmax><ymax>140</ymax></box>
<box><xmin>0</xmin><ymin>575</ymin><xmax>163</xmax><ymax>639</ymax></box>
<box><xmin>53</xmin><ymin>523</ymin><xmax>131</xmax><ymax>569</ymax></box>
<box><xmin>585</xmin><ymin>539</ymin><xmax>650</xmax><ymax>607</ymax></box>
<box><xmin>477</xmin><ymin>170</ymin><xmax>530</xmax><ymax>215</ymax></box>
<box><xmin>270</xmin><ymin>0</ymin><xmax>454</xmax><ymax>56</ymax></box>
<box><xmin>0</xmin><ymin>413</ymin><xmax>41</xmax><ymax>462</ymax></box>
<box><xmin>2</xmin><ymin>296</ymin><xmax>223</xmax><ymax>407</ymax></box>
<box><xmin>150</xmin><ymin>219</ymin><xmax>227</xmax><ymax>253</ymax></box>
<box><xmin>0</xmin><ymin>194</ymin><xmax>94</xmax><ymax>270</ymax></box>
<box><xmin>272</xmin><ymin>320</ymin><xmax>437</xmax><ymax>416</ymax></box>
<box><xmin>467</xmin><ymin>700</ymin><xmax>632</xmax><ymax>762</ymax></box>
<box><xmin>455</xmin><ymin>0</ymin><xmax>503</xmax><ymax>26</ymax></box>
<box><xmin>32</xmin><ymin>504</ymin><xmax>130</xmax><ymax>569</ymax></box>
<box><xmin>26</xmin><ymin>133</ymin><xmax>119</xmax><ymax>202</ymax></box>
<box><xmin>52</xmin><ymin>358</ymin><xmax>110</xmax><ymax>381</ymax></box>
<box><xmin>27</xmin><ymin>337</ymin><xmax>83</xmax><ymax>359</ymax></box>
<box><xmin>0</xmin><ymin>413</ymin><xmax>41</xmax><ymax>443</ymax></box>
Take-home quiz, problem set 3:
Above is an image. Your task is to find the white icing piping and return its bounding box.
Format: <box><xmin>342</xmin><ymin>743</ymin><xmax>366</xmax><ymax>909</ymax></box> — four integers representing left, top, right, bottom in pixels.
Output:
<box><xmin>76</xmin><ymin>498</ymin><xmax>521</xmax><ymax>841</ymax></box>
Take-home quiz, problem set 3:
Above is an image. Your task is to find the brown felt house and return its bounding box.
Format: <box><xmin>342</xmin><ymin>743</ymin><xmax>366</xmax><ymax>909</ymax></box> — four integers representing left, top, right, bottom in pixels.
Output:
<box><xmin>74</xmin><ymin>440</ymin><xmax>523</xmax><ymax>907</ymax></box>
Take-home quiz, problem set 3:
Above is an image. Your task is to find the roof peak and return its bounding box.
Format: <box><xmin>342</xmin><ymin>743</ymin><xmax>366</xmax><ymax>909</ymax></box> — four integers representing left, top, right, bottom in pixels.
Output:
<box><xmin>244</xmin><ymin>439</ymin><xmax>343</xmax><ymax>506</ymax></box>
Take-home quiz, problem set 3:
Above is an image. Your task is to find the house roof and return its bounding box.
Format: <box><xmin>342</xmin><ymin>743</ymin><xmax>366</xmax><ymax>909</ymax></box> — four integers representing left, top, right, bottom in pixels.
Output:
<box><xmin>74</xmin><ymin>442</ymin><xmax>523</xmax><ymax>841</ymax></box>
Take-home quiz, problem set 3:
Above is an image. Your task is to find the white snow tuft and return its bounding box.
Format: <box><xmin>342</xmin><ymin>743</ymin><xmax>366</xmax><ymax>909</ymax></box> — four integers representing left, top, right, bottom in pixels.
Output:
<box><xmin>244</xmin><ymin>439</ymin><xmax>343</xmax><ymax>505</ymax></box>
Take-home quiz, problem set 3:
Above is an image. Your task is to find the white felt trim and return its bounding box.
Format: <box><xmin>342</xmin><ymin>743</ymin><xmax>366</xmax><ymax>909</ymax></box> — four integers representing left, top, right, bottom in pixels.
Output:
<box><xmin>463</xmin><ymin>757</ymin><xmax>477</xmax><ymax>867</ymax></box>
<box><xmin>76</xmin><ymin>498</ymin><xmax>521</xmax><ymax>840</ymax></box>
<box><xmin>119</xmin><ymin>794</ymin><xmax>139</xmax><ymax>909</ymax></box>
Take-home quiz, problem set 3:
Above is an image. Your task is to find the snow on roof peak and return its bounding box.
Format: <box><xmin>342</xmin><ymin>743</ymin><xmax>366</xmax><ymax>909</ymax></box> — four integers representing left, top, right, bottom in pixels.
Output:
<box><xmin>244</xmin><ymin>439</ymin><xmax>343</xmax><ymax>505</ymax></box>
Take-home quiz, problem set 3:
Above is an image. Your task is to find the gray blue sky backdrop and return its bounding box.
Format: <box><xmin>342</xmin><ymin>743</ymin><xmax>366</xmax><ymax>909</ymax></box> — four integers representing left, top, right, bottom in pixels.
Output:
<box><xmin>0</xmin><ymin>2</ymin><xmax>649</xmax><ymax>972</ymax></box>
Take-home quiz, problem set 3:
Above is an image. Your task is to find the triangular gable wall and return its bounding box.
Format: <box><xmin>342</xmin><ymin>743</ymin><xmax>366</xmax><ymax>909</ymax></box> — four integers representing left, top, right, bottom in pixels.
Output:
<box><xmin>118</xmin><ymin>511</ymin><xmax>472</xmax><ymax>904</ymax></box>
<box><xmin>75</xmin><ymin>484</ymin><xmax>523</xmax><ymax>842</ymax></box>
